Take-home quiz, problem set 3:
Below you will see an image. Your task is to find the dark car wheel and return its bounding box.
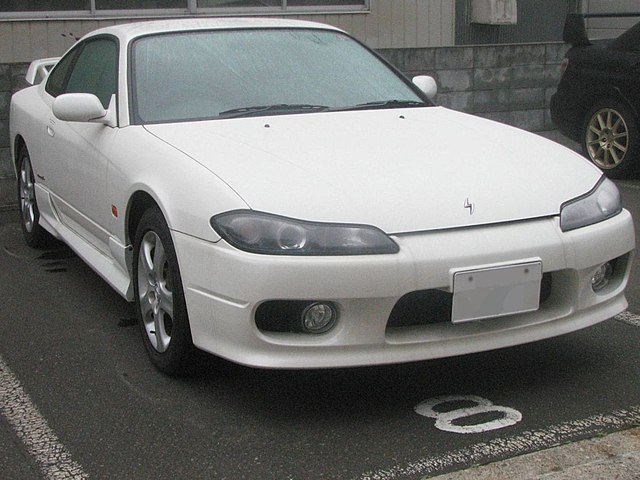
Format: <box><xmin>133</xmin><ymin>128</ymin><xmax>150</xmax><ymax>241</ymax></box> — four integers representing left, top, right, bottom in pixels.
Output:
<box><xmin>583</xmin><ymin>99</ymin><xmax>639</xmax><ymax>178</ymax></box>
<box><xmin>133</xmin><ymin>207</ymin><xmax>196</xmax><ymax>375</ymax></box>
<box><xmin>17</xmin><ymin>147</ymin><xmax>52</xmax><ymax>248</ymax></box>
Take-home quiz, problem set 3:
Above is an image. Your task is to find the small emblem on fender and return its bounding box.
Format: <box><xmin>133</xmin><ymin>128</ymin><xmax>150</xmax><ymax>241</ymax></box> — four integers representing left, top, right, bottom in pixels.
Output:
<box><xmin>464</xmin><ymin>198</ymin><xmax>475</xmax><ymax>215</ymax></box>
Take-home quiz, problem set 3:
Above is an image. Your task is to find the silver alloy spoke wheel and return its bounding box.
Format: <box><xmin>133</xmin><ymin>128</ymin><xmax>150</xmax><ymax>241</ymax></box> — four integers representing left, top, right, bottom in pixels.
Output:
<box><xmin>137</xmin><ymin>231</ymin><xmax>175</xmax><ymax>353</ymax></box>
<box><xmin>586</xmin><ymin>108</ymin><xmax>629</xmax><ymax>169</ymax></box>
<box><xmin>19</xmin><ymin>158</ymin><xmax>36</xmax><ymax>233</ymax></box>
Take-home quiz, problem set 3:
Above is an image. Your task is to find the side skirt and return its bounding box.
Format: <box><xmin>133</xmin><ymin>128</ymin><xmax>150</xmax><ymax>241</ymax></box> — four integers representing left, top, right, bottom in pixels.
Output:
<box><xmin>35</xmin><ymin>184</ymin><xmax>132</xmax><ymax>300</ymax></box>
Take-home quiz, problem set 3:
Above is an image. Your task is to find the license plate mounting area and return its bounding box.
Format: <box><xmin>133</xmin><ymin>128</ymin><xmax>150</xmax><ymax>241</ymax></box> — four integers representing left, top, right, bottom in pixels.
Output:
<box><xmin>451</xmin><ymin>261</ymin><xmax>542</xmax><ymax>324</ymax></box>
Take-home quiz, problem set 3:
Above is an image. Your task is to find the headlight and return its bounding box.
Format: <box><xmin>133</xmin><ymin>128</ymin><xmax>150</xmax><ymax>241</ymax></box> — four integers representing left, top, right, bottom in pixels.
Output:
<box><xmin>210</xmin><ymin>210</ymin><xmax>399</xmax><ymax>255</ymax></box>
<box><xmin>560</xmin><ymin>176</ymin><xmax>622</xmax><ymax>232</ymax></box>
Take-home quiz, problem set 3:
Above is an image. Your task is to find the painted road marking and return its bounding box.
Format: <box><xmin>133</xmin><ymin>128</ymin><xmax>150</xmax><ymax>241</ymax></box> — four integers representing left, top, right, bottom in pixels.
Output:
<box><xmin>615</xmin><ymin>310</ymin><xmax>640</xmax><ymax>327</ymax></box>
<box><xmin>415</xmin><ymin>395</ymin><xmax>522</xmax><ymax>434</ymax></box>
<box><xmin>0</xmin><ymin>355</ymin><xmax>88</xmax><ymax>479</ymax></box>
<box><xmin>358</xmin><ymin>405</ymin><xmax>640</xmax><ymax>480</ymax></box>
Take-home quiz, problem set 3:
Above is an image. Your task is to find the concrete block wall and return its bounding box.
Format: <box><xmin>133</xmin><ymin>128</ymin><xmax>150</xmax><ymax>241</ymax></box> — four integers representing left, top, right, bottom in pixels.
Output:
<box><xmin>0</xmin><ymin>63</ymin><xmax>27</xmax><ymax>210</ymax></box>
<box><xmin>378</xmin><ymin>42</ymin><xmax>570</xmax><ymax>133</ymax></box>
<box><xmin>0</xmin><ymin>42</ymin><xmax>570</xmax><ymax>209</ymax></box>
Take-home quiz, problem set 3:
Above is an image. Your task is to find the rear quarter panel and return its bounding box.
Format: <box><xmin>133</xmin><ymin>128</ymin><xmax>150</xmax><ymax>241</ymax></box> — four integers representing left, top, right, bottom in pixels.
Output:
<box><xmin>9</xmin><ymin>84</ymin><xmax>50</xmax><ymax>175</ymax></box>
<box><xmin>553</xmin><ymin>43</ymin><xmax>640</xmax><ymax>139</ymax></box>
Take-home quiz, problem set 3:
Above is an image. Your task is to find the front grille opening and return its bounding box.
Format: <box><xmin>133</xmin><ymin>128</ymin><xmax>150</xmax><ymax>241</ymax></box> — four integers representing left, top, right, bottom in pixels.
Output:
<box><xmin>255</xmin><ymin>300</ymin><xmax>312</xmax><ymax>333</ymax></box>
<box><xmin>540</xmin><ymin>272</ymin><xmax>552</xmax><ymax>304</ymax></box>
<box><xmin>387</xmin><ymin>273</ymin><xmax>554</xmax><ymax>329</ymax></box>
<box><xmin>387</xmin><ymin>289</ymin><xmax>453</xmax><ymax>328</ymax></box>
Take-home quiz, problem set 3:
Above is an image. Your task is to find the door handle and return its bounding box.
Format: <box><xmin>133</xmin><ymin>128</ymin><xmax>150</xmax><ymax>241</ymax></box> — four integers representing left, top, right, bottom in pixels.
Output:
<box><xmin>47</xmin><ymin>125</ymin><xmax>55</xmax><ymax>137</ymax></box>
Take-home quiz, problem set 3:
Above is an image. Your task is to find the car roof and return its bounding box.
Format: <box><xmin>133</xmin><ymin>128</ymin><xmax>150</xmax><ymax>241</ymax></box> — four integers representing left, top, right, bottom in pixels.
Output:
<box><xmin>83</xmin><ymin>17</ymin><xmax>342</xmax><ymax>44</ymax></box>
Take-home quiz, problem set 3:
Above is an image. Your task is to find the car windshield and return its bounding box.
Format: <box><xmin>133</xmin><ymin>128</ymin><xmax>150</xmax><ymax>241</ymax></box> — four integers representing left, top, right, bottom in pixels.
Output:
<box><xmin>130</xmin><ymin>28</ymin><xmax>428</xmax><ymax>124</ymax></box>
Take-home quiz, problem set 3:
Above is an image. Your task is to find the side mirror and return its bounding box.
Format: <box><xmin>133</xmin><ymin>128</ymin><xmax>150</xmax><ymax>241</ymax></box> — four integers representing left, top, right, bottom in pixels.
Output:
<box><xmin>53</xmin><ymin>93</ymin><xmax>108</xmax><ymax>123</ymax></box>
<box><xmin>412</xmin><ymin>75</ymin><xmax>438</xmax><ymax>100</ymax></box>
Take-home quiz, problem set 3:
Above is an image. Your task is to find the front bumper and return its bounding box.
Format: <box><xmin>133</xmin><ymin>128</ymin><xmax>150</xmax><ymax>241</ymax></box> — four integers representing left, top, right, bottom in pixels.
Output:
<box><xmin>173</xmin><ymin>211</ymin><xmax>634</xmax><ymax>369</ymax></box>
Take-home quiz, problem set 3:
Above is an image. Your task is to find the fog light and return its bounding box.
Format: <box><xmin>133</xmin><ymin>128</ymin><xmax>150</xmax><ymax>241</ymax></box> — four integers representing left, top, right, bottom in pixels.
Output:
<box><xmin>592</xmin><ymin>262</ymin><xmax>613</xmax><ymax>292</ymax></box>
<box><xmin>301</xmin><ymin>302</ymin><xmax>337</xmax><ymax>334</ymax></box>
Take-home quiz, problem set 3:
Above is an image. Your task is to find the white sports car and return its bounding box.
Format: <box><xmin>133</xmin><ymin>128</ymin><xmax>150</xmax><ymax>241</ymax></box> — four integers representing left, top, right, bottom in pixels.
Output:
<box><xmin>10</xmin><ymin>18</ymin><xmax>635</xmax><ymax>375</ymax></box>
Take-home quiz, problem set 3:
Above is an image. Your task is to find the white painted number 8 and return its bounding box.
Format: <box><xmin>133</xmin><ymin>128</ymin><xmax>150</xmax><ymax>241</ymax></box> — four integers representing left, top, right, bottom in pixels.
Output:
<box><xmin>414</xmin><ymin>395</ymin><xmax>522</xmax><ymax>434</ymax></box>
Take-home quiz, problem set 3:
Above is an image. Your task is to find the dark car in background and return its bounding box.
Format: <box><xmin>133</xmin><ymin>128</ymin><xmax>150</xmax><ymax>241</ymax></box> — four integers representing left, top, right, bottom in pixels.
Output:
<box><xmin>551</xmin><ymin>13</ymin><xmax>640</xmax><ymax>178</ymax></box>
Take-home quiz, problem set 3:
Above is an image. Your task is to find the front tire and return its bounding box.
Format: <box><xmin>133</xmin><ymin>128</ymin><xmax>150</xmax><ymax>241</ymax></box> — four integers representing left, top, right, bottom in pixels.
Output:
<box><xmin>17</xmin><ymin>147</ymin><xmax>51</xmax><ymax>248</ymax></box>
<box><xmin>582</xmin><ymin>99</ymin><xmax>639</xmax><ymax>178</ymax></box>
<box><xmin>133</xmin><ymin>207</ymin><xmax>195</xmax><ymax>375</ymax></box>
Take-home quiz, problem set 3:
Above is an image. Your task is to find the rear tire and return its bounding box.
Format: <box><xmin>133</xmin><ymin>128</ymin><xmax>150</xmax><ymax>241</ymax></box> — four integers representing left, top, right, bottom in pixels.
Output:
<box><xmin>582</xmin><ymin>99</ymin><xmax>639</xmax><ymax>178</ymax></box>
<box><xmin>17</xmin><ymin>147</ymin><xmax>52</xmax><ymax>248</ymax></box>
<box><xmin>132</xmin><ymin>207</ymin><xmax>196</xmax><ymax>376</ymax></box>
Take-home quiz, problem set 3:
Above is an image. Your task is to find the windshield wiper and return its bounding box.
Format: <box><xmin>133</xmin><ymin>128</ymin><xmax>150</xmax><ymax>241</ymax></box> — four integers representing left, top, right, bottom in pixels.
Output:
<box><xmin>338</xmin><ymin>100</ymin><xmax>427</xmax><ymax>112</ymax></box>
<box><xmin>218</xmin><ymin>104</ymin><xmax>330</xmax><ymax>119</ymax></box>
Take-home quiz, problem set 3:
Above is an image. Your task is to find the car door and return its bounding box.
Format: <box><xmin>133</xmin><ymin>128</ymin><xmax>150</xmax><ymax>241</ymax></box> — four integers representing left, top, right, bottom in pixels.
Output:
<box><xmin>43</xmin><ymin>36</ymin><xmax>118</xmax><ymax>255</ymax></box>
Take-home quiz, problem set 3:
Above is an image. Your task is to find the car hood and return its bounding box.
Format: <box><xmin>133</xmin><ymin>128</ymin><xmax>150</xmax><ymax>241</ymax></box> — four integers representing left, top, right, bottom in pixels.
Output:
<box><xmin>144</xmin><ymin>107</ymin><xmax>602</xmax><ymax>234</ymax></box>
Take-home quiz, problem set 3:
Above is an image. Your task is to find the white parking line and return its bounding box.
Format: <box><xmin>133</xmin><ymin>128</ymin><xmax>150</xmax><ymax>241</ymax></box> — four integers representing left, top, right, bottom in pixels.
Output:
<box><xmin>615</xmin><ymin>310</ymin><xmax>640</xmax><ymax>327</ymax></box>
<box><xmin>357</xmin><ymin>406</ymin><xmax>640</xmax><ymax>480</ymax></box>
<box><xmin>0</xmin><ymin>355</ymin><xmax>88</xmax><ymax>479</ymax></box>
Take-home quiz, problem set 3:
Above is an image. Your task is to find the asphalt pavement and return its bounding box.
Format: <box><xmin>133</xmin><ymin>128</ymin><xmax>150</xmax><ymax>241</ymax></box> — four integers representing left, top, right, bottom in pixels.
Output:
<box><xmin>430</xmin><ymin>427</ymin><xmax>640</xmax><ymax>479</ymax></box>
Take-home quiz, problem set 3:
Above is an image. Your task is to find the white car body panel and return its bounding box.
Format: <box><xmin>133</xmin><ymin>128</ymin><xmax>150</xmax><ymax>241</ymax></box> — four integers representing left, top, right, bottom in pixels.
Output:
<box><xmin>146</xmin><ymin>107</ymin><xmax>601</xmax><ymax>233</ymax></box>
<box><xmin>175</xmin><ymin>211</ymin><xmax>634</xmax><ymax>368</ymax></box>
<box><xmin>46</xmin><ymin>115</ymin><xmax>114</xmax><ymax>253</ymax></box>
<box><xmin>9</xmin><ymin>17</ymin><xmax>636</xmax><ymax>370</ymax></box>
<box><xmin>105</xmin><ymin>126</ymin><xmax>247</xmax><ymax>242</ymax></box>
<box><xmin>36</xmin><ymin>182</ymin><xmax>133</xmax><ymax>298</ymax></box>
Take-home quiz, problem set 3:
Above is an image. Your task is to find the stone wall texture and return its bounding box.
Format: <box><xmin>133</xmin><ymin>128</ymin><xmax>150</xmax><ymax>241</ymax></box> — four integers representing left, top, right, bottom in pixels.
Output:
<box><xmin>378</xmin><ymin>42</ymin><xmax>570</xmax><ymax>132</ymax></box>
<box><xmin>0</xmin><ymin>42</ymin><xmax>570</xmax><ymax>209</ymax></box>
<box><xmin>0</xmin><ymin>63</ymin><xmax>27</xmax><ymax>210</ymax></box>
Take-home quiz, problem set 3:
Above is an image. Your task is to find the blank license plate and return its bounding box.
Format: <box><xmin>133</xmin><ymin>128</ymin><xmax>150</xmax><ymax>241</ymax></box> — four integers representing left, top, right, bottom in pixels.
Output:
<box><xmin>451</xmin><ymin>262</ymin><xmax>542</xmax><ymax>323</ymax></box>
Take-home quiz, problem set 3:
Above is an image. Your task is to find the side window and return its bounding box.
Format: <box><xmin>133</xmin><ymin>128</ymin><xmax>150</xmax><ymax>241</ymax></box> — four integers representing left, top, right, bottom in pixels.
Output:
<box><xmin>45</xmin><ymin>48</ymin><xmax>80</xmax><ymax>98</ymax></box>
<box><xmin>65</xmin><ymin>38</ymin><xmax>118</xmax><ymax>108</ymax></box>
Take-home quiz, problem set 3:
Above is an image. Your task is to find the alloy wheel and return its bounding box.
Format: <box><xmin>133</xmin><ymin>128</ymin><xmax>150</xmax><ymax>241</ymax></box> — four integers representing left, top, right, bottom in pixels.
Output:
<box><xmin>137</xmin><ymin>230</ymin><xmax>175</xmax><ymax>353</ymax></box>
<box><xmin>586</xmin><ymin>108</ymin><xmax>629</xmax><ymax>169</ymax></box>
<box><xmin>19</xmin><ymin>157</ymin><xmax>36</xmax><ymax>233</ymax></box>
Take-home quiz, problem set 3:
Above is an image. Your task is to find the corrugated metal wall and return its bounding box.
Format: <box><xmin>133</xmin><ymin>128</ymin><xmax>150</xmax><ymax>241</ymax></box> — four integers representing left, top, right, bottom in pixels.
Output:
<box><xmin>3</xmin><ymin>1</ymin><xmax>639</xmax><ymax>64</ymax></box>
<box><xmin>0</xmin><ymin>0</ymin><xmax>456</xmax><ymax>63</ymax></box>
<box><xmin>300</xmin><ymin>0</ymin><xmax>455</xmax><ymax>49</ymax></box>
<box><xmin>582</xmin><ymin>0</ymin><xmax>640</xmax><ymax>39</ymax></box>
<box><xmin>455</xmin><ymin>0</ymin><xmax>578</xmax><ymax>45</ymax></box>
